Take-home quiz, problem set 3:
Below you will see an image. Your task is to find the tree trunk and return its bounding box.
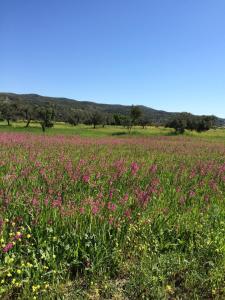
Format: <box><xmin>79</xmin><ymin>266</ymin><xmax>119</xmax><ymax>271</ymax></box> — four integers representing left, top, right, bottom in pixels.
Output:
<box><xmin>41</xmin><ymin>123</ymin><xmax>46</xmax><ymax>132</ymax></box>
<box><xmin>7</xmin><ymin>119</ymin><xmax>10</xmax><ymax>126</ymax></box>
<box><xmin>25</xmin><ymin>118</ymin><xmax>31</xmax><ymax>128</ymax></box>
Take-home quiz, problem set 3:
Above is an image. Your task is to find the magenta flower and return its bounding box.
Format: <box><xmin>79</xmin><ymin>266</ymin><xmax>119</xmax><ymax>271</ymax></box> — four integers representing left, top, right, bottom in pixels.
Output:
<box><xmin>92</xmin><ymin>205</ymin><xmax>99</xmax><ymax>215</ymax></box>
<box><xmin>124</xmin><ymin>209</ymin><xmax>131</xmax><ymax>219</ymax></box>
<box><xmin>179</xmin><ymin>196</ymin><xmax>186</xmax><ymax>205</ymax></box>
<box><xmin>131</xmin><ymin>162</ymin><xmax>139</xmax><ymax>175</ymax></box>
<box><xmin>14</xmin><ymin>233</ymin><xmax>23</xmax><ymax>241</ymax></box>
<box><xmin>107</xmin><ymin>202</ymin><xmax>116</xmax><ymax>212</ymax></box>
<box><xmin>2</xmin><ymin>242</ymin><xmax>14</xmax><ymax>253</ymax></box>
<box><xmin>79</xmin><ymin>207</ymin><xmax>85</xmax><ymax>214</ymax></box>
<box><xmin>82</xmin><ymin>174</ymin><xmax>90</xmax><ymax>183</ymax></box>
<box><xmin>52</xmin><ymin>197</ymin><xmax>62</xmax><ymax>208</ymax></box>
<box><xmin>149</xmin><ymin>164</ymin><xmax>158</xmax><ymax>174</ymax></box>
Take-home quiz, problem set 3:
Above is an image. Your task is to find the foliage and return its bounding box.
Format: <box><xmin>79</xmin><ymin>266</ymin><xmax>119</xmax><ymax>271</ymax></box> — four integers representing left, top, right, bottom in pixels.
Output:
<box><xmin>166</xmin><ymin>114</ymin><xmax>217</xmax><ymax>134</ymax></box>
<box><xmin>1</xmin><ymin>92</ymin><xmax>223</xmax><ymax>129</ymax></box>
<box><xmin>37</xmin><ymin>106</ymin><xmax>55</xmax><ymax>132</ymax></box>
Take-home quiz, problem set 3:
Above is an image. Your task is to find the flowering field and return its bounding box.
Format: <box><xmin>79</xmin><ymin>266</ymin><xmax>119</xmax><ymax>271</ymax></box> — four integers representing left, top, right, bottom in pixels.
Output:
<box><xmin>0</xmin><ymin>132</ymin><xmax>225</xmax><ymax>299</ymax></box>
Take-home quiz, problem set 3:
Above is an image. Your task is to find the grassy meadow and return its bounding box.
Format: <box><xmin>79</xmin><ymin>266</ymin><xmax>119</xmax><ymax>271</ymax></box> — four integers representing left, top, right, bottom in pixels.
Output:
<box><xmin>0</xmin><ymin>123</ymin><xmax>225</xmax><ymax>299</ymax></box>
<box><xmin>0</xmin><ymin>121</ymin><xmax>225</xmax><ymax>140</ymax></box>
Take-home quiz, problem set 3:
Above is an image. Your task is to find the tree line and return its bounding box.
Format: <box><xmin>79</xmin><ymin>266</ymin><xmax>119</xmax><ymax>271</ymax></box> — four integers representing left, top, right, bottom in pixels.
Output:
<box><xmin>0</xmin><ymin>101</ymin><xmax>218</xmax><ymax>133</ymax></box>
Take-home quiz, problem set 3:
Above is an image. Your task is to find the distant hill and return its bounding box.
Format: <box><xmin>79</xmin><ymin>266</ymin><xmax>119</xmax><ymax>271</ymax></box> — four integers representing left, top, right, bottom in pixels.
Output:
<box><xmin>0</xmin><ymin>92</ymin><xmax>224</xmax><ymax>126</ymax></box>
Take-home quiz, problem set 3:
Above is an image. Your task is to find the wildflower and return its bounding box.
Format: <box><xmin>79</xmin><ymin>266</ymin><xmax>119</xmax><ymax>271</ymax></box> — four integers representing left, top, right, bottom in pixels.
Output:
<box><xmin>15</xmin><ymin>282</ymin><xmax>21</xmax><ymax>287</ymax></box>
<box><xmin>27</xmin><ymin>234</ymin><xmax>31</xmax><ymax>239</ymax></box>
<box><xmin>107</xmin><ymin>202</ymin><xmax>116</xmax><ymax>212</ymax></box>
<box><xmin>124</xmin><ymin>209</ymin><xmax>131</xmax><ymax>219</ymax></box>
<box><xmin>32</xmin><ymin>285</ymin><xmax>40</xmax><ymax>292</ymax></box>
<box><xmin>14</xmin><ymin>232</ymin><xmax>22</xmax><ymax>241</ymax></box>
<box><xmin>82</xmin><ymin>174</ymin><xmax>90</xmax><ymax>183</ymax></box>
<box><xmin>92</xmin><ymin>205</ymin><xmax>99</xmax><ymax>215</ymax></box>
<box><xmin>179</xmin><ymin>196</ymin><xmax>186</xmax><ymax>205</ymax></box>
<box><xmin>27</xmin><ymin>262</ymin><xmax>33</xmax><ymax>268</ymax></box>
<box><xmin>149</xmin><ymin>164</ymin><xmax>157</xmax><ymax>173</ymax></box>
<box><xmin>17</xmin><ymin>269</ymin><xmax>22</xmax><ymax>274</ymax></box>
<box><xmin>165</xmin><ymin>285</ymin><xmax>174</xmax><ymax>294</ymax></box>
<box><xmin>131</xmin><ymin>162</ymin><xmax>139</xmax><ymax>175</ymax></box>
<box><xmin>189</xmin><ymin>190</ymin><xmax>196</xmax><ymax>197</ymax></box>
<box><xmin>79</xmin><ymin>207</ymin><xmax>85</xmax><ymax>214</ymax></box>
<box><xmin>2</xmin><ymin>242</ymin><xmax>14</xmax><ymax>253</ymax></box>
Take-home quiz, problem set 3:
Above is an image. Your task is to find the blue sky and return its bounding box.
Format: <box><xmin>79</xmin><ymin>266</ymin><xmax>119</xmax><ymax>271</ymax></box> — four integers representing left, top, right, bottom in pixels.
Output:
<box><xmin>1</xmin><ymin>0</ymin><xmax>225</xmax><ymax>117</ymax></box>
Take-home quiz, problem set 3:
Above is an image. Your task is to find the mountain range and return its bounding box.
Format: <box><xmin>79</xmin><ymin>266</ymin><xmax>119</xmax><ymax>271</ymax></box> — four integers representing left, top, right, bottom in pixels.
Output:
<box><xmin>0</xmin><ymin>92</ymin><xmax>224</xmax><ymax>126</ymax></box>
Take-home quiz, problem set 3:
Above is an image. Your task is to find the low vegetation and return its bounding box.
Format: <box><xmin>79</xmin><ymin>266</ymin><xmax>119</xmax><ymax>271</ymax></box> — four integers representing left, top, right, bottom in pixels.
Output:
<box><xmin>0</xmin><ymin>130</ymin><xmax>225</xmax><ymax>299</ymax></box>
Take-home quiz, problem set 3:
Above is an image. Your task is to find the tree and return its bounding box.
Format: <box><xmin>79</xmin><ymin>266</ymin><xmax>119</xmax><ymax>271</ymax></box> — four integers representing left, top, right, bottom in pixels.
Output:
<box><xmin>37</xmin><ymin>106</ymin><xmax>55</xmax><ymax>132</ymax></box>
<box><xmin>67</xmin><ymin>111</ymin><xmax>80</xmax><ymax>126</ymax></box>
<box><xmin>139</xmin><ymin>117</ymin><xmax>149</xmax><ymax>129</ymax></box>
<box><xmin>130</xmin><ymin>105</ymin><xmax>142</xmax><ymax>124</ymax></box>
<box><xmin>0</xmin><ymin>103</ymin><xmax>14</xmax><ymax>126</ymax></box>
<box><xmin>166</xmin><ymin>114</ymin><xmax>216</xmax><ymax>134</ymax></box>
<box><xmin>22</xmin><ymin>106</ymin><xmax>34</xmax><ymax>128</ymax></box>
<box><xmin>166</xmin><ymin>118</ymin><xmax>187</xmax><ymax>134</ymax></box>
<box><xmin>89</xmin><ymin>111</ymin><xmax>103</xmax><ymax>129</ymax></box>
<box><xmin>195</xmin><ymin>116</ymin><xmax>216</xmax><ymax>132</ymax></box>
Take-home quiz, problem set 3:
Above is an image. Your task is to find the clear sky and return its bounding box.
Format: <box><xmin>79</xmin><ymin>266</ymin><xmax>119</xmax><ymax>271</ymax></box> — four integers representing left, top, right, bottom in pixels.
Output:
<box><xmin>1</xmin><ymin>0</ymin><xmax>225</xmax><ymax>117</ymax></box>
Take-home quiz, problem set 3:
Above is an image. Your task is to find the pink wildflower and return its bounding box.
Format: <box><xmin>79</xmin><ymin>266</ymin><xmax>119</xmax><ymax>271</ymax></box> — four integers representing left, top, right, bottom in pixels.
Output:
<box><xmin>2</xmin><ymin>242</ymin><xmax>14</xmax><ymax>253</ymax></box>
<box><xmin>131</xmin><ymin>162</ymin><xmax>139</xmax><ymax>175</ymax></box>
<box><xmin>83</xmin><ymin>174</ymin><xmax>90</xmax><ymax>183</ymax></box>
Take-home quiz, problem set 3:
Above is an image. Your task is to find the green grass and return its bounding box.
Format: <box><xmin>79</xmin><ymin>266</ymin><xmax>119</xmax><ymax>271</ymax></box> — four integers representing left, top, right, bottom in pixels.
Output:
<box><xmin>0</xmin><ymin>121</ymin><xmax>225</xmax><ymax>140</ymax></box>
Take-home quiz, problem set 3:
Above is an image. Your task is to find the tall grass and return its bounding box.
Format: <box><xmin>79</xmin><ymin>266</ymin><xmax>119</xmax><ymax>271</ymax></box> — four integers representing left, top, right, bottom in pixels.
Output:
<box><xmin>0</xmin><ymin>133</ymin><xmax>225</xmax><ymax>299</ymax></box>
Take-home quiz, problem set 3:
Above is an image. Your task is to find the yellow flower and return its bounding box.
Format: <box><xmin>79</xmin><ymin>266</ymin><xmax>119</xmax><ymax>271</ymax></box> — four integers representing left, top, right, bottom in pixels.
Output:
<box><xmin>165</xmin><ymin>285</ymin><xmax>174</xmax><ymax>294</ymax></box>
<box><xmin>27</xmin><ymin>234</ymin><xmax>31</xmax><ymax>239</ymax></box>
<box><xmin>17</xmin><ymin>270</ymin><xmax>22</xmax><ymax>275</ymax></box>
<box><xmin>7</xmin><ymin>273</ymin><xmax>12</xmax><ymax>277</ymax></box>
<box><xmin>27</xmin><ymin>262</ymin><xmax>33</xmax><ymax>268</ymax></box>
<box><xmin>15</xmin><ymin>282</ymin><xmax>22</xmax><ymax>287</ymax></box>
<box><xmin>32</xmin><ymin>286</ymin><xmax>36</xmax><ymax>292</ymax></box>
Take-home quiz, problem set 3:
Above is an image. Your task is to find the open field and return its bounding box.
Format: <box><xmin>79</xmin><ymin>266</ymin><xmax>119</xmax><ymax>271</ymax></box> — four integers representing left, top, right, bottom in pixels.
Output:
<box><xmin>1</xmin><ymin>121</ymin><xmax>225</xmax><ymax>140</ymax></box>
<box><xmin>0</xmin><ymin>128</ymin><xmax>225</xmax><ymax>299</ymax></box>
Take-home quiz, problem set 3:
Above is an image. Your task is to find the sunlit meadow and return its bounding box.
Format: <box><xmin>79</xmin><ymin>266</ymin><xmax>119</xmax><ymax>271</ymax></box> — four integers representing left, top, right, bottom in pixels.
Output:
<box><xmin>0</xmin><ymin>132</ymin><xmax>225</xmax><ymax>299</ymax></box>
